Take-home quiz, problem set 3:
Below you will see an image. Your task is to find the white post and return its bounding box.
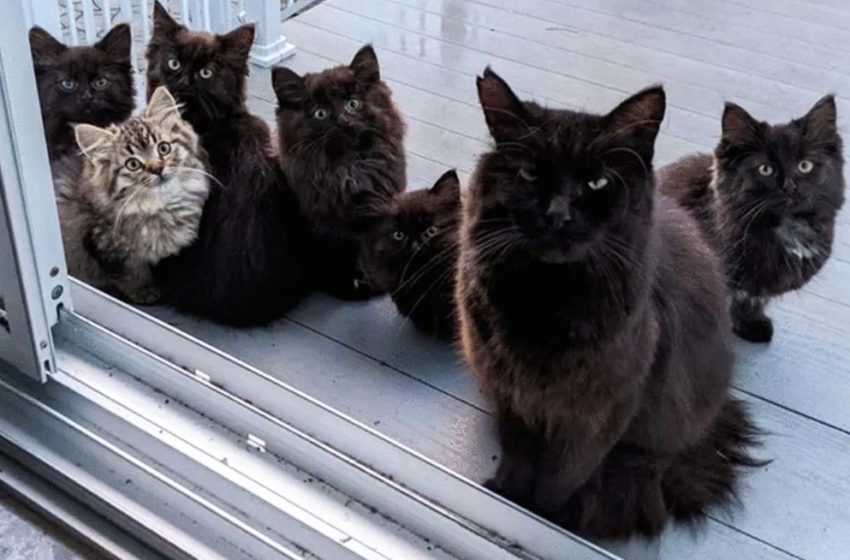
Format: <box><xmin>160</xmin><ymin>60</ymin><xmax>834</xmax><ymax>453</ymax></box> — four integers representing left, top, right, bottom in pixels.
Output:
<box><xmin>244</xmin><ymin>0</ymin><xmax>295</xmax><ymax>68</ymax></box>
<box><xmin>23</xmin><ymin>0</ymin><xmax>63</xmax><ymax>38</ymax></box>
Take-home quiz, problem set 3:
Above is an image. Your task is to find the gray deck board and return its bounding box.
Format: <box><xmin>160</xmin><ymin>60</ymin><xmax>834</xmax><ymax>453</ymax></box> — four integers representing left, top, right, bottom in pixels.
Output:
<box><xmin>139</xmin><ymin>1</ymin><xmax>850</xmax><ymax>558</ymax></box>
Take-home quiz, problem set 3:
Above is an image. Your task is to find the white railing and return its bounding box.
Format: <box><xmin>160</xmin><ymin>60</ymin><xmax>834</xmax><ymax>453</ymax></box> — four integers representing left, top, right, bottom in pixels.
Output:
<box><xmin>21</xmin><ymin>0</ymin><xmax>319</xmax><ymax>67</ymax></box>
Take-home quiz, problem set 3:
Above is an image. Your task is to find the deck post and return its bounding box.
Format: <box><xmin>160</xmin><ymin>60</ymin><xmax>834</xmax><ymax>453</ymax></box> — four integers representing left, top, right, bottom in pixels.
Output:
<box><xmin>243</xmin><ymin>0</ymin><xmax>295</xmax><ymax>68</ymax></box>
<box><xmin>21</xmin><ymin>0</ymin><xmax>62</xmax><ymax>38</ymax></box>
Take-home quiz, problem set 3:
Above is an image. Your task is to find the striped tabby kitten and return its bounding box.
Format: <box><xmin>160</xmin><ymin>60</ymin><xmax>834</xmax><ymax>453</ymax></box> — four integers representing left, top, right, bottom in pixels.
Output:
<box><xmin>55</xmin><ymin>86</ymin><xmax>210</xmax><ymax>304</ymax></box>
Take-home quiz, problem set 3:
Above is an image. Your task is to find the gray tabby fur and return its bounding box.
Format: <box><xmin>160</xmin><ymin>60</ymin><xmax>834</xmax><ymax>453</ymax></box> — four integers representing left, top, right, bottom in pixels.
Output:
<box><xmin>54</xmin><ymin>86</ymin><xmax>210</xmax><ymax>304</ymax></box>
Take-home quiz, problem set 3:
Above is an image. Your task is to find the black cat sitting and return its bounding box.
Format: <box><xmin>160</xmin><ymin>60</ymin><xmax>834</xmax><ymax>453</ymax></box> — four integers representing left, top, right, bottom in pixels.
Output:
<box><xmin>358</xmin><ymin>170</ymin><xmax>461</xmax><ymax>338</ymax></box>
<box><xmin>660</xmin><ymin>97</ymin><xmax>845</xmax><ymax>342</ymax></box>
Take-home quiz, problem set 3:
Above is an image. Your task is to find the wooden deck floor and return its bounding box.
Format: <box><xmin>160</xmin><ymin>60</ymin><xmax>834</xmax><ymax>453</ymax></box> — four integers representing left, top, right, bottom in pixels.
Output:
<box><xmin>149</xmin><ymin>1</ymin><xmax>850</xmax><ymax>558</ymax></box>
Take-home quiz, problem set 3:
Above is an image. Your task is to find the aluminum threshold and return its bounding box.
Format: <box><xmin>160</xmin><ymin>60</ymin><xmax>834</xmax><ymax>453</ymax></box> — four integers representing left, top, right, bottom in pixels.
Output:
<box><xmin>0</xmin><ymin>280</ymin><xmax>617</xmax><ymax>560</ymax></box>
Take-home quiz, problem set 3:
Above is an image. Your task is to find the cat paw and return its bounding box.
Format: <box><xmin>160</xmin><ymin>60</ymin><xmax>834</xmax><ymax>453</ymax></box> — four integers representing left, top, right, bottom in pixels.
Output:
<box><xmin>126</xmin><ymin>286</ymin><xmax>162</xmax><ymax>306</ymax></box>
<box><xmin>733</xmin><ymin>315</ymin><xmax>774</xmax><ymax>343</ymax></box>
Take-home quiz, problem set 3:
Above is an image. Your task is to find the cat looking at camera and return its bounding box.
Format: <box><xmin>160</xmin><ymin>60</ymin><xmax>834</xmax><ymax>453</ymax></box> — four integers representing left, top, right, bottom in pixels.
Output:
<box><xmin>273</xmin><ymin>46</ymin><xmax>407</xmax><ymax>300</ymax></box>
<box><xmin>55</xmin><ymin>86</ymin><xmax>210</xmax><ymax>305</ymax></box>
<box><xmin>29</xmin><ymin>24</ymin><xmax>135</xmax><ymax>161</ymax></box>
<box><xmin>659</xmin><ymin>97</ymin><xmax>845</xmax><ymax>343</ymax></box>
<box><xmin>457</xmin><ymin>69</ymin><xmax>762</xmax><ymax>539</ymax></box>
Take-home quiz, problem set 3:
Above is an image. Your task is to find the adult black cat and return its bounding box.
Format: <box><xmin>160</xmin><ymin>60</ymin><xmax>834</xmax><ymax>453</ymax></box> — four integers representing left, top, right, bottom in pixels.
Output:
<box><xmin>659</xmin><ymin>97</ymin><xmax>845</xmax><ymax>343</ymax></box>
<box><xmin>29</xmin><ymin>24</ymin><xmax>135</xmax><ymax>160</ymax></box>
<box><xmin>272</xmin><ymin>46</ymin><xmax>406</xmax><ymax>299</ymax></box>
<box><xmin>148</xmin><ymin>1</ymin><xmax>308</xmax><ymax>325</ymax></box>
<box><xmin>457</xmin><ymin>69</ymin><xmax>761</xmax><ymax>539</ymax></box>
<box><xmin>358</xmin><ymin>170</ymin><xmax>461</xmax><ymax>337</ymax></box>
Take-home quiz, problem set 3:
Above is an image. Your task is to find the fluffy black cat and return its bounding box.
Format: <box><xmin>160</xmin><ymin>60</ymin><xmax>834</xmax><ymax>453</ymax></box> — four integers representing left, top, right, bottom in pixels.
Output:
<box><xmin>272</xmin><ymin>46</ymin><xmax>406</xmax><ymax>299</ymax></box>
<box><xmin>29</xmin><ymin>24</ymin><xmax>135</xmax><ymax>160</ymax></box>
<box><xmin>457</xmin><ymin>69</ymin><xmax>762</xmax><ymax>539</ymax></box>
<box><xmin>148</xmin><ymin>2</ymin><xmax>308</xmax><ymax>325</ymax></box>
<box><xmin>660</xmin><ymin>97</ymin><xmax>845</xmax><ymax>342</ymax></box>
<box><xmin>358</xmin><ymin>170</ymin><xmax>461</xmax><ymax>337</ymax></box>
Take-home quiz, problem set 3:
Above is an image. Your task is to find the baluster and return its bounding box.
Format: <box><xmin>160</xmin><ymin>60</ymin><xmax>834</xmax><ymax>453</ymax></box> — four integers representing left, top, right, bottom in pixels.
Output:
<box><xmin>81</xmin><ymin>0</ymin><xmax>96</xmax><ymax>43</ymax></box>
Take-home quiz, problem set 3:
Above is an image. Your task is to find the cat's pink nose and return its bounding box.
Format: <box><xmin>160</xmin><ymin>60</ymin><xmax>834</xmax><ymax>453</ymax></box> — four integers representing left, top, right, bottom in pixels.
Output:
<box><xmin>148</xmin><ymin>161</ymin><xmax>165</xmax><ymax>177</ymax></box>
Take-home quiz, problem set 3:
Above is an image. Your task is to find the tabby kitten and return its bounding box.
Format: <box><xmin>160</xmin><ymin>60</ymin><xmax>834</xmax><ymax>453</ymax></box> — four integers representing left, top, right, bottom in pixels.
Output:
<box><xmin>54</xmin><ymin>86</ymin><xmax>209</xmax><ymax>304</ymax></box>
<box><xmin>358</xmin><ymin>170</ymin><xmax>461</xmax><ymax>337</ymax></box>
<box><xmin>659</xmin><ymin>97</ymin><xmax>845</xmax><ymax>343</ymax></box>
<box><xmin>273</xmin><ymin>46</ymin><xmax>407</xmax><ymax>299</ymax></box>
<box><xmin>457</xmin><ymin>69</ymin><xmax>760</xmax><ymax>539</ymax></box>
<box><xmin>29</xmin><ymin>24</ymin><xmax>135</xmax><ymax>160</ymax></box>
<box><xmin>148</xmin><ymin>1</ymin><xmax>309</xmax><ymax>325</ymax></box>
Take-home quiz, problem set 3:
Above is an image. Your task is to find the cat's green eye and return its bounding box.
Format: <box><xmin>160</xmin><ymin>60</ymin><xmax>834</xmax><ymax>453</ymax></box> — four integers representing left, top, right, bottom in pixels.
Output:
<box><xmin>518</xmin><ymin>168</ymin><xmax>537</xmax><ymax>182</ymax></box>
<box><xmin>798</xmin><ymin>159</ymin><xmax>815</xmax><ymax>174</ymax></box>
<box><xmin>157</xmin><ymin>142</ymin><xmax>172</xmax><ymax>156</ymax></box>
<box><xmin>167</xmin><ymin>57</ymin><xmax>181</xmax><ymax>71</ymax></box>
<box><xmin>91</xmin><ymin>76</ymin><xmax>110</xmax><ymax>91</ymax></box>
<box><xmin>757</xmin><ymin>163</ymin><xmax>774</xmax><ymax>177</ymax></box>
<box><xmin>124</xmin><ymin>157</ymin><xmax>143</xmax><ymax>172</ymax></box>
<box><xmin>392</xmin><ymin>230</ymin><xmax>406</xmax><ymax>242</ymax></box>
<box><xmin>198</xmin><ymin>67</ymin><xmax>214</xmax><ymax>79</ymax></box>
<box><xmin>313</xmin><ymin>108</ymin><xmax>330</xmax><ymax>120</ymax></box>
<box><xmin>59</xmin><ymin>78</ymin><xmax>78</xmax><ymax>92</ymax></box>
<box><xmin>345</xmin><ymin>98</ymin><xmax>361</xmax><ymax>112</ymax></box>
<box><xmin>587</xmin><ymin>177</ymin><xmax>609</xmax><ymax>191</ymax></box>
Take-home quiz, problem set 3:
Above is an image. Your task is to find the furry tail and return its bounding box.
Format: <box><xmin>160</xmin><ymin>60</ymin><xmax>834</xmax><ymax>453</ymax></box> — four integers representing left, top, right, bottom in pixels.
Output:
<box><xmin>556</xmin><ymin>398</ymin><xmax>764</xmax><ymax>539</ymax></box>
<box><xmin>661</xmin><ymin>398</ymin><xmax>766</xmax><ymax>523</ymax></box>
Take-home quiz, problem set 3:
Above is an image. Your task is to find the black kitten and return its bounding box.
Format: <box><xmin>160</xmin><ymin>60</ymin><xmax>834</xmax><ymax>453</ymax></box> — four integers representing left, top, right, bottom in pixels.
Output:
<box><xmin>359</xmin><ymin>170</ymin><xmax>461</xmax><ymax>337</ymax></box>
<box><xmin>457</xmin><ymin>69</ymin><xmax>761</xmax><ymax>539</ymax></box>
<box><xmin>273</xmin><ymin>46</ymin><xmax>407</xmax><ymax>300</ymax></box>
<box><xmin>29</xmin><ymin>24</ymin><xmax>135</xmax><ymax>160</ymax></box>
<box><xmin>660</xmin><ymin>97</ymin><xmax>845</xmax><ymax>342</ymax></box>
<box><xmin>148</xmin><ymin>2</ymin><xmax>308</xmax><ymax>325</ymax></box>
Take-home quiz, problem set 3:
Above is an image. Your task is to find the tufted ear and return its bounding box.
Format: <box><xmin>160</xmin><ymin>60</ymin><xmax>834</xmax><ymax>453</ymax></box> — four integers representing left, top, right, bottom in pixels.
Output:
<box><xmin>350</xmin><ymin>44</ymin><xmax>380</xmax><ymax>84</ymax></box>
<box><xmin>476</xmin><ymin>67</ymin><xmax>530</xmax><ymax>144</ymax></box>
<box><xmin>429</xmin><ymin>169</ymin><xmax>461</xmax><ymax>205</ymax></box>
<box><xmin>272</xmin><ymin>66</ymin><xmax>307</xmax><ymax>108</ymax></box>
<box><xmin>720</xmin><ymin>102</ymin><xmax>763</xmax><ymax>148</ymax></box>
<box><xmin>220</xmin><ymin>24</ymin><xmax>255</xmax><ymax>65</ymax></box>
<box><xmin>798</xmin><ymin>94</ymin><xmax>839</xmax><ymax>149</ymax></box>
<box><xmin>152</xmin><ymin>1</ymin><xmax>183</xmax><ymax>39</ymax></box>
<box><xmin>29</xmin><ymin>26</ymin><xmax>66</xmax><ymax>65</ymax></box>
<box><xmin>96</xmin><ymin>23</ymin><xmax>131</xmax><ymax>64</ymax></box>
<box><xmin>144</xmin><ymin>86</ymin><xmax>182</xmax><ymax>129</ymax></box>
<box><xmin>74</xmin><ymin>123</ymin><xmax>115</xmax><ymax>158</ymax></box>
<box><xmin>604</xmin><ymin>85</ymin><xmax>666</xmax><ymax>144</ymax></box>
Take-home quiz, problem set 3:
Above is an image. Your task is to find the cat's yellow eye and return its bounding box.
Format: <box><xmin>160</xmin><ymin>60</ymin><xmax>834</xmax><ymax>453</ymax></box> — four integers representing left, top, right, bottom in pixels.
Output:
<box><xmin>798</xmin><ymin>159</ymin><xmax>815</xmax><ymax>174</ymax></box>
<box><xmin>167</xmin><ymin>57</ymin><xmax>181</xmax><ymax>71</ymax></box>
<box><xmin>518</xmin><ymin>168</ymin><xmax>537</xmax><ymax>182</ymax></box>
<box><xmin>313</xmin><ymin>108</ymin><xmax>330</xmax><ymax>120</ymax></box>
<box><xmin>198</xmin><ymin>67</ymin><xmax>214</xmax><ymax>80</ymax></box>
<box><xmin>157</xmin><ymin>141</ymin><xmax>172</xmax><ymax>156</ymax></box>
<box><xmin>345</xmin><ymin>98</ymin><xmax>361</xmax><ymax>112</ymax></box>
<box><xmin>392</xmin><ymin>230</ymin><xmax>406</xmax><ymax>242</ymax></box>
<box><xmin>59</xmin><ymin>78</ymin><xmax>77</xmax><ymax>92</ymax></box>
<box><xmin>757</xmin><ymin>163</ymin><xmax>774</xmax><ymax>176</ymax></box>
<box><xmin>91</xmin><ymin>77</ymin><xmax>110</xmax><ymax>91</ymax></box>
<box><xmin>587</xmin><ymin>177</ymin><xmax>609</xmax><ymax>191</ymax></box>
<box><xmin>124</xmin><ymin>157</ymin><xmax>143</xmax><ymax>172</ymax></box>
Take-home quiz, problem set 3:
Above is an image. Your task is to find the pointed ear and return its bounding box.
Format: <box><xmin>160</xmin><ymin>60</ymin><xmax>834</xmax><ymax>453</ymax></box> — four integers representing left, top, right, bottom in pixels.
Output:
<box><xmin>604</xmin><ymin>85</ymin><xmax>665</xmax><ymax>144</ymax></box>
<box><xmin>350</xmin><ymin>45</ymin><xmax>380</xmax><ymax>83</ymax></box>
<box><xmin>272</xmin><ymin>67</ymin><xmax>307</xmax><ymax>108</ymax></box>
<box><xmin>221</xmin><ymin>24</ymin><xmax>255</xmax><ymax>64</ymax></box>
<box><xmin>720</xmin><ymin>102</ymin><xmax>763</xmax><ymax>147</ymax></box>
<box><xmin>152</xmin><ymin>1</ymin><xmax>182</xmax><ymax>39</ymax></box>
<box><xmin>429</xmin><ymin>169</ymin><xmax>461</xmax><ymax>202</ymax></box>
<box><xmin>144</xmin><ymin>86</ymin><xmax>182</xmax><ymax>128</ymax></box>
<box><xmin>29</xmin><ymin>26</ymin><xmax>66</xmax><ymax>64</ymax></box>
<box><xmin>799</xmin><ymin>94</ymin><xmax>839</xmax><ymax>148</ymax></box>
<box><xmin>476</xmin><ymin>67</ymin><xmax>530</xmax><ymax>143</ymax></box>
<box><xmin>74</xmin><ymin>124</ymin><xmax>115</xmax><ymax>158</ymax></box>
<box><xmin>95</xmin><ymin>23</ymin><xmax>131</xmax><ymax>64</ymax></box>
